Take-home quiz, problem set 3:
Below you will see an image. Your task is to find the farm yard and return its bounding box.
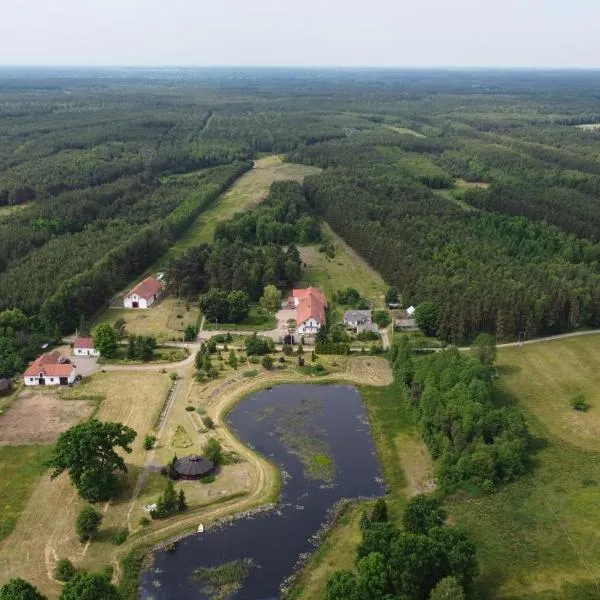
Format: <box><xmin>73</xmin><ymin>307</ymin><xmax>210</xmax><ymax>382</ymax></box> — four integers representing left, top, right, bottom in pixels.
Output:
<box><xmin>93</xmin><ymin>297</ymin><xmax>201</xmax><ymax>344</ymax></box>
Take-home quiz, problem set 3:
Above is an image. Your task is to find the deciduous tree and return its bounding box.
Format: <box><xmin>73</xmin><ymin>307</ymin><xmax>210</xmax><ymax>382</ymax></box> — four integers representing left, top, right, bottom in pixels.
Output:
<box><xmin>47</xmin><ymin>419</ymin><xmax>137</xmax><ymax>502</ymax></box>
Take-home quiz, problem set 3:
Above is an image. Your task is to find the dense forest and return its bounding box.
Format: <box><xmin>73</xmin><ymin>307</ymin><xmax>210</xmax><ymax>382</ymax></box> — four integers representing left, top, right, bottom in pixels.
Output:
<box><xmin>4</xmin><ymin>68</ymin><xmax>600</xmax><ymax>372</ymax></box>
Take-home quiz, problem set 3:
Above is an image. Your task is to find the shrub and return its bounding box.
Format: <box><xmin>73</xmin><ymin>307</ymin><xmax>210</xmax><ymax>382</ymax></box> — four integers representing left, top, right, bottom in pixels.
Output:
<box><xmin>204</xmin><ymin>437</ymin><xmax>223</xmax><ymax>466</ymax></box>
<box><xmin>54</xmin><ymin>559</ymin><xmax>77</xmax><ymax>582</ymax></box>
<box><xmin>185</xmin><ymin>405</ymin><xmax>195</xmax><ymax>412</ymax></box>
<box><xmin>112</xmin><ymin>528</ymin><xmax>129</xmax><ymax>545</ymax></box>
<box><xmin>138</xmin><ymin>516</ymin><xmax>150</xmax><ymax>526</ymax></box>
<box><xmin>571</xmin><ymin>393</ymin><xmax>590</xmax><ymax>411</ymax></box>
<box><xmin>76</xmin><ymin>505</ymin><xmax>102</xmax><ymax>542</ymax></box>
<box><xmin>202</xmin><ymin>415</ymin><xmax>215</xmax><ymax>429</ymax></box>
<box><xmin>357</xmin><ymin>330</ymin><xmax>380</xmax><ymax>341</ymax></box>
<box><xmin>169</xmin><ymin>372</ymin><xmax>178</xmax><ymax>381</ymax></box>
<box><xmin>261</xmin><ymin>355</ymin><xmax>274</xmax><ymax>370</ymax></box>
<box><xmin>200</xmin><ymin>473</ymin><xmax>216</xmax><ymax>484</ymax></box>
<box><xmin>143</xmin><ymin>435</ymin><xmax>157</xmax><ymax>450</ymax></box>
<box><xmin>282</xmin><ymin>344</ymin><xmax>294</xmax><ymax>356</ymax></box>
<box><xmin>243</xmin><ymin>369</ymin><xmax>259</xmax><ymax>377</ymax></box>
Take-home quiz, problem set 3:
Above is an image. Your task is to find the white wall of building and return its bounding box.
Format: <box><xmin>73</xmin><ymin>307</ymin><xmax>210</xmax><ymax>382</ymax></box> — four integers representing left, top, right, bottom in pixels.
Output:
<box><xmin>123</xmin><ymin>293</ymin><xmax>155</xmax><ymax>309</ymax></box>
<box><xmin>298</xmin><ymin>318</ymin><xmax>322</xmax><ymax>334</ymax></box>
<box><xmin>24</xmin><ymin>371</ymin><xmax>76</xmax><ymax>386</ymax></box>
<box><xmin>74</xmin><ymin>348</ymin><xmax>100</xmax><ymax>357</ymax></box>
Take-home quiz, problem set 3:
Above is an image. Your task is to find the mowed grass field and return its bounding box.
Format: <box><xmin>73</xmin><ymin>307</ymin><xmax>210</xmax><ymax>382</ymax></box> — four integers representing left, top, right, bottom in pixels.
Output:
<box><xmin>299</xmin><ymin>223</ymin><xmax>387</xmax><ymax>307</ymax></box>
<box><xmin>156</xmin><ymin>154</ymin><xmax>321</xmax><ymax>267</ymax></box>
<box><xmin>496</xmin><ymin>334</ymin><xmax>600</xmax><ymax>451</ymax></box>
<box><xmin>93</xmin><ymin>297</ymin><xmax>200</xmax><ymax>343</ymax></box>
<box><xmin>0</xmin><ymin>445</ymin><xmax>51</xmax><ymax>541</ymax></box>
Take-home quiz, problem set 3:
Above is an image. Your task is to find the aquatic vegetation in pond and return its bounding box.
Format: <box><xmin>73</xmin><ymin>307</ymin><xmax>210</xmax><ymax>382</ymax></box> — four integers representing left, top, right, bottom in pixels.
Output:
<box><xmin>191</xmin><ymin>558</ymin><xmax>258</xmax><ymax>600</ymax></box>
<box><xmin>275</xmin><ymin>397</ymin><xmax>336</xmax><ymax>482</ymax></box>
<box><xmin>309</xmin><ymin>453</ymin><xmax>334</xmax><ymax>480</ymax></box>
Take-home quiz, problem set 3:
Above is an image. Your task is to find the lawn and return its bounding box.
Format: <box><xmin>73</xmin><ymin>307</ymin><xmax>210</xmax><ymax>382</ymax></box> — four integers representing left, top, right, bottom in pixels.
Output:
<box><xmin>156</xmin><ymin>155</ymin><xmax>321</xmax><ymax>268</ymax></box>
<box><xmin>0</xmin><ymin>445</ymin><xmax>51</xmax><ymax>541</ymax></box>
<box><xmin>495</xmin><ymin>334</ymin><xmax>600</xmax><ymax>452</ymax></box>
<box><xmin>93</xmin><ymin>297</ymin><xmax>200</xmax><ymax>343</ymax></box>
<box><xmin>299</xmin><ymin>223</ymin><xmax>387</xmax><ymax>308</ymax></box>
<box><xmin>0</xmin><ymin>203</ymin><xmax>30</xmax><ymax>221</ymax></box>
<box><xmin>203</xmin><ymin>305</ymin><xmax>276</xmax><ymax>331</ymax></box>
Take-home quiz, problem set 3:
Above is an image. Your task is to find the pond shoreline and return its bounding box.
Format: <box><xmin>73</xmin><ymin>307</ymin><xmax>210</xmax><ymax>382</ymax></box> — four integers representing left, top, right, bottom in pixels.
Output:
<box><xmin>137</xmin><ymin>382</ymin><xmax>385</xmax><ymax>599</ymax></box>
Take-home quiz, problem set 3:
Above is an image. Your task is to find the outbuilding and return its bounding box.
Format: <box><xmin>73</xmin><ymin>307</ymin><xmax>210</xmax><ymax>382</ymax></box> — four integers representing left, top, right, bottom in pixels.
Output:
<box><xmin>73</xmin><ymin>337</ymin><xmax>100</xmax><ymax>357</ymax></box>
<box><xmin>406</xmin><ymin>305</ymin><xmax>416</xmax><ymax>316</ymax></box>
<box><xmin>173</xmin><ymin>455</ymin><xmax>215</xmax><ymax>480</ymax></box>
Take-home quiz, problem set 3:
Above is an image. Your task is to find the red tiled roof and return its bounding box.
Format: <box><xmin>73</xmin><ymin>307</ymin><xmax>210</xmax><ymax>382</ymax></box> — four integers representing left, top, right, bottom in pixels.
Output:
<box><xmin>128</xmin><ymin>277</ymin><xmax>162</xmax><ymax>301</ymax></box>
<box><xmin>292</xmin><ymin>287</ymin><xmax>326</xmax><ymax>305</ymax></box>
<box><xmin>296</xmin><ymin>288</ymin><xmax>327</xmax><ymax>326</ymax></box>
<box><xmin>23</xmin><ymin>352</ymin><xmax>74</xmax><ymax>378</ymax></box>
<box><xmin>74</xmin><ymin>337</ymin><xmax>94</xmax><ymax>349</ymax></box>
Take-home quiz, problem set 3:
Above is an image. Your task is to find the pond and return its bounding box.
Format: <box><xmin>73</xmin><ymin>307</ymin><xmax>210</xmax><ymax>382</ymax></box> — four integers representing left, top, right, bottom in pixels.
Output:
<box><xmin>140</xmin><ymin>383</ymin><xmax>384</xmax><ymax>600</ymax></box>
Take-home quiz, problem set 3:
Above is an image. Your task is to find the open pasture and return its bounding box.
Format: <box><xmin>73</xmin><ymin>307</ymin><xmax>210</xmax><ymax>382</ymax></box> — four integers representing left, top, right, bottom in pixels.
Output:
<box><xmin>496</xmin><ymin>334</ymin><xmax>600</xmax><ymax>451</ymax></box>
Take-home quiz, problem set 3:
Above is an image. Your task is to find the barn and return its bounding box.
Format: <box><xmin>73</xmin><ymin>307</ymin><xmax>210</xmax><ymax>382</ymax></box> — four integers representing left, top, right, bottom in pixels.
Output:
<box><xmin>124</xmin><ymin>277</ymin><xmax>162</xmax><ymax>309</ymax></box>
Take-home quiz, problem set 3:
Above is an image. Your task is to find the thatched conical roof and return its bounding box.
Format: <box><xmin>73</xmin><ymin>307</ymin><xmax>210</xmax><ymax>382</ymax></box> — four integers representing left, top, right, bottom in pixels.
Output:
<box><xmin>174</xmin><ymin>455</ymin><xmax>214</xmax><ymax>478</ymax></box>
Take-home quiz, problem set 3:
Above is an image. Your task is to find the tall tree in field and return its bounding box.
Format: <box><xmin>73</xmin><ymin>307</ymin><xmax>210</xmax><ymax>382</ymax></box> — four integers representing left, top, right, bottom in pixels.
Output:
<box><xmin>0</xmin><ymin>578</ymin><xmax>46</xmax><ymax>600</ymax></box>
<box><xmin>260</xmin><ymin>284</ymin><xmax>281</xmax><ymax>314</ymax></box>
<box><xmin>47</xmin><ymin>419</ymin><xmax>137</xmax><ymax>502</ymax></box>
<box><xmin>92</xmin><ymin>324</ymin><xmax>118</xmax><ymax>358</ymax></box>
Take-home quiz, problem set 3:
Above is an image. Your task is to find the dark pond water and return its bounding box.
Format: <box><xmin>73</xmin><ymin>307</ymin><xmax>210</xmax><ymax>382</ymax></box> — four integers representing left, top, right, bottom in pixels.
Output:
<box><xmin>140</xmin><ymin>383</ymin><xmax>384</xmax><ymax>600</ymax></box>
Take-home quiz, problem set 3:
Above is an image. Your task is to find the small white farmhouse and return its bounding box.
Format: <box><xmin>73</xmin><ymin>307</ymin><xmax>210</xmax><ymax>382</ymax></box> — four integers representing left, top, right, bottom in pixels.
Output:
<box><xmin>73</xmin><ymin>337</ymin><xmax>100</xmax><ymax>357</ymax></box>
<box><xmin>124</xmin><ymin>277</ymin><xmax>162</xmax><ymax>309</ymax></box>
<box><xmin>23</xmin><ymin>351</ymin><xmax>76</xmax><ymax>386</ymax></box>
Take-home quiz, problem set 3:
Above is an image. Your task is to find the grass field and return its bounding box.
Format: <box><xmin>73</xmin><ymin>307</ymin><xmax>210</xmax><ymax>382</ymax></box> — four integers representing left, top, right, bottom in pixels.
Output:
<box><xmin>203</xmin><ymin>305</ymin><xmax>276</xmax><ymax>331</ymax></box>
<box><xmin>0</xmin><ymin>445</ymin><xmax>51</xmax><ymax>541</ymax></box>
<box><xmin>156</xmin><ymin>155</ymin><xmax>321</xmax><ymax>267</ymax></box>
<box><xmin>496</xmin><ymin>334</ymin><xmax>600</xmax><ymax>451</ymax></box>
<box><xmin>299</xmin><ymin>223</ymin><xmax>387</xmax><ymax>307</ymax></box>
<box><xmin>93</xmin><ymin>297</ymin><xmax>200</xmax><ymax>343</ymax></box>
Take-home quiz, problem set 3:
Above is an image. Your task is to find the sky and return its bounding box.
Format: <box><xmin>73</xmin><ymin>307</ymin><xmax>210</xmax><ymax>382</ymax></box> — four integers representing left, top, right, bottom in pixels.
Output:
<box><xmin>1</xmin><ymin>0</ymin><xmax>599</xmax><ymax>68</ymax></box>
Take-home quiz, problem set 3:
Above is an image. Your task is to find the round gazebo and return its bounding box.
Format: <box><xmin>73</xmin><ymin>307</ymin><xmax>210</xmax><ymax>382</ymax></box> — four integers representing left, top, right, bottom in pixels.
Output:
<box><xmin>173</xmin><ymin>455</ymin><xmax>215</xmax><ymax>480</ymax></box>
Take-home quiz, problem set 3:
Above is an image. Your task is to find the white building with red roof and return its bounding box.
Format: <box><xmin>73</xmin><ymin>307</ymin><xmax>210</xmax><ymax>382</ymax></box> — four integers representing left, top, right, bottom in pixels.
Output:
<box><xmin>123</xmin><ymin>276</ymin><xmax>162</xmax><ymax>309</ymax></box>
<box><xmin>23</xmin><ymin>351</ymin><xmax>76</xmax><ymax>386</ymax></box>
<box><xmin>73</xmin><ymin>337</ymin><xmax>100</xmax><ymax>357</ymax></box>
<box><xmin>289</xmin><ymin>287</ymin><xmax>327</xmax><ymax>335</ymax></box>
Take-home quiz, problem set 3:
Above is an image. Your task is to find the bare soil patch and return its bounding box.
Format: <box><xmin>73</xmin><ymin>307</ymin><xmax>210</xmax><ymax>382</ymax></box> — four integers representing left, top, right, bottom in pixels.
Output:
<box><xmin>0</xmin><ymin>391</ymin><xmax>94</xmax><ymax>445</ymax></box>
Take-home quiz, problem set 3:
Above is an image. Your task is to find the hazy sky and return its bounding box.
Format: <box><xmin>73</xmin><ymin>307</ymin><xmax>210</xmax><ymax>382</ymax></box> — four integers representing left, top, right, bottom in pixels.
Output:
<box><xmin>1</xmin><ymin>0</ymin><xmax>598</xmax><ymax>68</ymax></box>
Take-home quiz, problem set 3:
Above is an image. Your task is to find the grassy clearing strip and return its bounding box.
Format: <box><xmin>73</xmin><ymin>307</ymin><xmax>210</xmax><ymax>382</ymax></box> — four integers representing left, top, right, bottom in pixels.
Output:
<box><xmin>0</xmin><ymin>445</ymin><xmax>52</xmax><ymax>541</ymax></box>
<box><xmin>286</xmin><ymin>502</ymin><xmax>367</xmax><ymax>600</ymax></box>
